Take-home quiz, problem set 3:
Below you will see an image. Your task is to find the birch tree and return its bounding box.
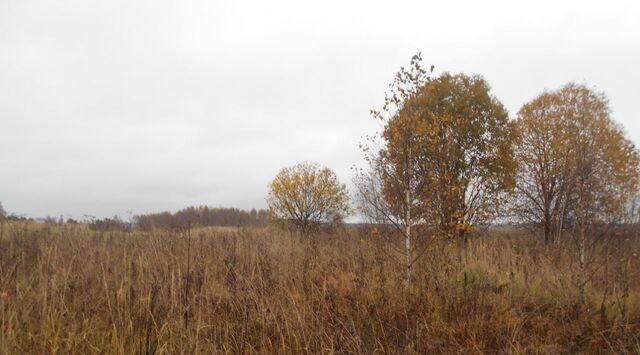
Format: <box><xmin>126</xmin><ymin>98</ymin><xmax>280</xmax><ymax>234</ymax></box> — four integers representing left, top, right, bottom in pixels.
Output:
<box><xmin>514</xmin><ymin>83</ymin><xmax>640</xmax><ymax>304</ymax></box>
<box><xmin>355</xmin><ymin>53</ymin><xmax>432</xmax><ymax>287</ymax></box>
<box><xmin>268</xmin><ymin>162</ymin><xmax>349</xmax><ymax>236</ymax></box>
<box><xmin>404</xmin><ymin>73</ymin><xmax>516</xmax><ymax>238</ymax></box>
<box><xmin>355</xmin><ymin>54</ymin><xmax>516</xmax><ymax>286</ymax></box>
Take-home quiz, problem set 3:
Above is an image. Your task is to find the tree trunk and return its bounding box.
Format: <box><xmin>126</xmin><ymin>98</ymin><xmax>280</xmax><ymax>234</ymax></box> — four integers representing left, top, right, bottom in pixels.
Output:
<box><xmin>405</xmin><ymin>188</ymin><xmax>411</xmax><ymax>288</ymax></box>
<box><xmin>578</xmin><ymin>226</ymin><xmax>587</xmax><ymax>306</ymax></box>
<box><xmin>543</xmin><ymin>213</ymin><xmax>551</xmax><ymax>245</ymax></box>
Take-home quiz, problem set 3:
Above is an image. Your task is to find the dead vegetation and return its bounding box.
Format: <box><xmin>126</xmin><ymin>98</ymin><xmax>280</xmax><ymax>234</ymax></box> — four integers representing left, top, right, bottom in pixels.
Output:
<box><xmin>0</xmin><ymin>220</ymin><xmax>639</xmax><ymax>354</ymax></box>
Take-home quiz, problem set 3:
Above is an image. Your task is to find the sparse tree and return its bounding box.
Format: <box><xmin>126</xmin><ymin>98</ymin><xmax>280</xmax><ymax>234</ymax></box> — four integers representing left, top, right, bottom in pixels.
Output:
<box><xmin>356</xmin><ymin>54</ymin><xmax>516</xmax><ymax>286</ymax></box>
<box><xmin>355</xmin><ymin>53</ymin><xmax>432</xmax><ymax>287</ymax></box>
<box><xmin>514</xmin><ymin>83</ymin><xmax>640</xmax><ymax>303</ymax></box>
<box><xmin>403</xmin><ymin>72</ymin><xmax>516</xmax><ymax>238</ymax></box>
<box><xmin>512</xmin><ymin>92</ymin><xmax>572</xmax><ymax>244</ymax></box>
<box><xmin>0</xmin><ymin>201</ymin><xmax>5</xmax><ymax>220</ymax></box>
<box><xmin>514</xmin><ymin>84</ymin><xmax>639</xmax><ymax>237</ymax></box>
<box><xmin>267</xmin><ymin>162</ymin><xmax>349</xmax><ymax>235</ymax></box>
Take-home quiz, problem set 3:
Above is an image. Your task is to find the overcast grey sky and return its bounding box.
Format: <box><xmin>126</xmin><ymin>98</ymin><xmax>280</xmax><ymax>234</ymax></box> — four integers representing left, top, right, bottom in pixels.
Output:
<box><xmin>1</xmin><ymin>0</ymin><xmax>639</xmax><ymax>219</ymax></box>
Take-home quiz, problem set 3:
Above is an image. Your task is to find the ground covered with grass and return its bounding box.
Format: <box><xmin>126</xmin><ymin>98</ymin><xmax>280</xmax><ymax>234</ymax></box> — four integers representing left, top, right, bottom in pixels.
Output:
<box><xmin>0</xmin><ymin>221</ymin><xmax>638</xmax><ymax>353</ymax></box>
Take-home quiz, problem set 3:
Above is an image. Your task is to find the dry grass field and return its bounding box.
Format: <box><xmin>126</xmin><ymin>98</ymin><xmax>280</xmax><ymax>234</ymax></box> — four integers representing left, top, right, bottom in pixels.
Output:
<box><xmin>0</xmin><ymin>221</ymin><xmax>639</xmax><ymax>354</ymax></box>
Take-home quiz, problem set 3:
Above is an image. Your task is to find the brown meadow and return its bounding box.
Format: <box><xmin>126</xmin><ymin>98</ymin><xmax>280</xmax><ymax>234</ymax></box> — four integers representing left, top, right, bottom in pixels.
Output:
<box><xmin>0</xmin><ymin>221</ymin><xmax>639</xmax><ymax>354</ymax></box>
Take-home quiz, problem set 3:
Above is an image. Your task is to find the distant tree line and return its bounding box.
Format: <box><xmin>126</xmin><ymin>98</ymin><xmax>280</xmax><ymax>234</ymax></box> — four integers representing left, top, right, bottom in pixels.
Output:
<box><xmin>0</xmin><ymin>202</ymin><xmax>269</xmax><ymax>231</ymax></box>
<box><xmin>134</xmin><ymin>206</ymin><xmax>269</xmax><ymax>230</ymax></box>
<box><xmin>86</xmin><ymin>216</ymin><xmax>128</xmax><ymax>231</ymax></box>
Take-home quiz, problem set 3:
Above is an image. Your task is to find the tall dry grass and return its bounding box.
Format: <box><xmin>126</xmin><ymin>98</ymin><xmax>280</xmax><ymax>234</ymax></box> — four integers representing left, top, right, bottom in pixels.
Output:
<box><xmin>0</xmin><ymin>220</ymin><xmax>638</xmax><ymax>354</ymax></box>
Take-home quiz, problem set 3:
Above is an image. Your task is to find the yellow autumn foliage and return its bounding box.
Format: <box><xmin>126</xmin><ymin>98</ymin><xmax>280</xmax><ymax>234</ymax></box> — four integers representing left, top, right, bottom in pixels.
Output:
<box><xmin>267</xmin><ymin>161</ymin><xmax>350</xmax><ymax>235</ymax></box>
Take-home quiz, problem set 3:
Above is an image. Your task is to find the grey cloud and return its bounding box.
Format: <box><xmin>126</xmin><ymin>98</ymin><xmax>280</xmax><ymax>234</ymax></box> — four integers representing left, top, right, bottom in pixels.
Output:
<box><xmin>1</xmin><ymin>0</ymin><xmax>639</xmax><ymax>218</ymax></box>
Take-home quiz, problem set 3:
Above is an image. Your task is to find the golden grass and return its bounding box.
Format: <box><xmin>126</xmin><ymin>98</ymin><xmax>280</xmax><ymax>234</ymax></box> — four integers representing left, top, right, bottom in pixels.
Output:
<box><xmin>0</xmin><ymin>221</ymin><xmax>638</xmax><ymax>354</ymax></box>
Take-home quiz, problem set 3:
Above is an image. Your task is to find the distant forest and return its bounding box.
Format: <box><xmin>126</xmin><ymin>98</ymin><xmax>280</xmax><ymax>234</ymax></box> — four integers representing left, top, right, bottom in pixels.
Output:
<box><xmin>134</xmin><ymin>206</ymin><xmax>269</xmax><ymax>230</ymax></box>
<box><xmin>0</xmin><ymin>205</ymin><xmax>269</xmax><ymax>231</ymax></box>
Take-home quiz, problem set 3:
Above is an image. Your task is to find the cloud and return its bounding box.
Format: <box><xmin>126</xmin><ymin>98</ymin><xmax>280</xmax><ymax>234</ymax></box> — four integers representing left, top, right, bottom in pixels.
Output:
<box><xmin>1</xmin><ymin>0</ymin><xmax>639</xmax><ymax>218</ymax></box>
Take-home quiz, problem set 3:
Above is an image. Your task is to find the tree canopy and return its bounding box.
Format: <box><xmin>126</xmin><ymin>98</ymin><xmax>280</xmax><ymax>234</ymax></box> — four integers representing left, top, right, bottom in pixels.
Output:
<box><xmin>362</xmin><ymin>65</ymin><xmax>517</xmax><ymax>239</ymax></box>
<box><xmin>268</xmin><ymin>162</ymin><xmax>349</xmax><ymax>235</ymax></box>
<box><xmin>514</xmin><ymin>83</ymin><xmax>640</xmax><ymax>242</ymax></box>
